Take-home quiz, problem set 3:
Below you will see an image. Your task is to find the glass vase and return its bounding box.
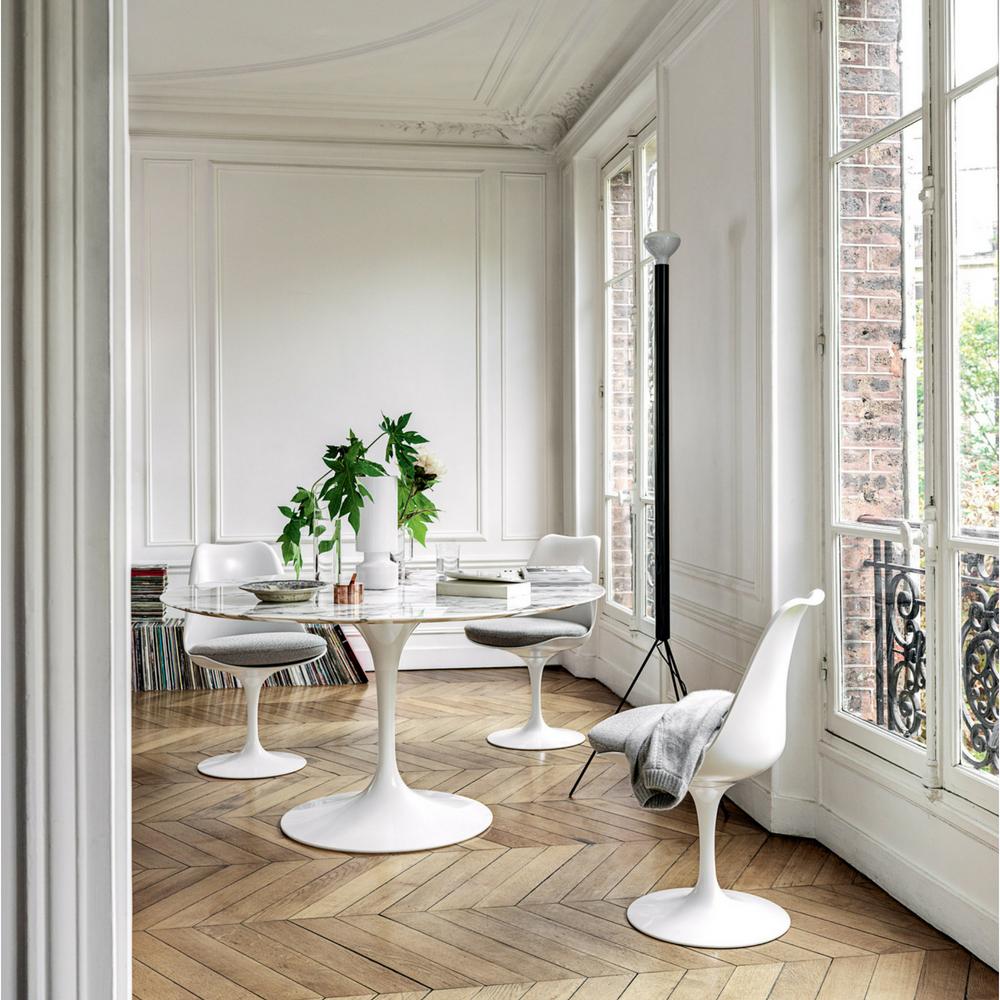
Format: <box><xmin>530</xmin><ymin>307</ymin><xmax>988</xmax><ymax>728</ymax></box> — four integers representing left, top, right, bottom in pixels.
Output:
<box><xmin>397</xmin><ymin>528</ymin><xmax>414</xmax><ymax>582</ymax></box>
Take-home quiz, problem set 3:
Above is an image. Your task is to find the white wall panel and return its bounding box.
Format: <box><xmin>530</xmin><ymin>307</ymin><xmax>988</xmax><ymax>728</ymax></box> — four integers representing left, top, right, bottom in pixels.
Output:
<box><xmin>661</xmin><ymin>0</ymin><xmax>767</xmax><ymax>625</ymax></box>
<box><xmin>140</xmin><ymin>159</ymin><xmax>197</xmax><ymax>548</ymax></box>
<box><xmin>131</xmin><ymin>140</ymin><xmax>560</xmax><ymax>578</ymax></box>
<box><xmin>500</xmin><ymin>171</ymin><xmax>549</xmax><ymax>540</ymax></box>
<box><xmin>214</xmin><ymin>165</ymin><xmax>482</xmax><ymax>542</ymax></box>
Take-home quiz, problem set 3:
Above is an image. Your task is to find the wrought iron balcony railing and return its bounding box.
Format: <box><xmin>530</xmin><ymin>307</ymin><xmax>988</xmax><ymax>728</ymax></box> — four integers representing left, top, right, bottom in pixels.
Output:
<box><xmin>860</xmin><ymin>521</ymin><xmax>998</xmax><ymax>774</ymax></box>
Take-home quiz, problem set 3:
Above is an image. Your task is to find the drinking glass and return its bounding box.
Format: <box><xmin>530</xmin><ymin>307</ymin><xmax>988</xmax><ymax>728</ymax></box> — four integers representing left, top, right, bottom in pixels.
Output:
<box><xmin>435</xmin><ymin>543</ymin><xmax>461</xmax><ymax>579</ymax></box>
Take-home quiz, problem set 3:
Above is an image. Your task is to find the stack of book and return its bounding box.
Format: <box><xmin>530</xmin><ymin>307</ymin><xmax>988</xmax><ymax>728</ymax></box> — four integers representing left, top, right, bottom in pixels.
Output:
<box><xmin>436</xmin><ymin>569</ymin><xmax>531</xmax><ymax>608</ymax></box>
<box><xmin>524</xmin><ymin>565</ymin><xmax>592</xmax><ymax>584</ymax></box>
<box><xmin>131</xmin><ymin>564</ymin><xmax>168</xmax><ymax>620</ymax></box>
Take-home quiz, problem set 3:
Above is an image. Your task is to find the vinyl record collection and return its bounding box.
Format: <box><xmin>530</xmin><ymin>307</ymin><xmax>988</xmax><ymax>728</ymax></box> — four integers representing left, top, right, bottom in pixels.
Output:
<box><xmin>130</xmin><ymin>564</ymin><xmax>168</xmax><ymax>620</ymax></box>
<box><xmin>131</xmin><ymin>616</ymin><xmax>367</xmax><ymax>692</ymax></box>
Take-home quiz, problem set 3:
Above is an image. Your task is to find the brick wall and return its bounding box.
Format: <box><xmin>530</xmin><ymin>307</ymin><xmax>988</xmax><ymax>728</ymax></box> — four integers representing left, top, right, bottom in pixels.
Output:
<box><xmin>608</xmin><ymin>164</ymin><xmax>636</xmax><ymax>610</ymax></box>
<box><xmin>836</xmin><ymin>0</ymin><xmax>909</xmax><ymax>721</ymax></box>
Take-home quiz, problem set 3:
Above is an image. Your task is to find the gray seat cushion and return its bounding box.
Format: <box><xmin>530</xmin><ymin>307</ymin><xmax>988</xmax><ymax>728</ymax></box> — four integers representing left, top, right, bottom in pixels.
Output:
<box><xmin>465</xmin><ymin>617</ymin><xmax>587</xmax><ymax>649</ymax></box>
<box><xmin>188</xmin><ymin>632</ymin><xmax>327</xmax><ymax>668</ymax></box>
<box><xmin>588</xmin><ymin>704</ymin><xmax>666</xmax><ymax>753</ymax></box>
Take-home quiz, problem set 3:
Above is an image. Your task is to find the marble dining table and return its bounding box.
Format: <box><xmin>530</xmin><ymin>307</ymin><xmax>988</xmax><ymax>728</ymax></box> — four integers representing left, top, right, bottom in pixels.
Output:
<box><xmin>161</xmin><ymin>572</ymin><xmax>604</xmax><ymax>854</ymax></box>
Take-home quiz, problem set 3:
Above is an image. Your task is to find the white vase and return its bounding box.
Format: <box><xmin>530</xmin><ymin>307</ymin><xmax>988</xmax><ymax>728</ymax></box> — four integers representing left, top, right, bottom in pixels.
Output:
<box><xmin>356</xmin><ymin>474</ymin><xmax>398</xmax><ymax>590</ymax></box>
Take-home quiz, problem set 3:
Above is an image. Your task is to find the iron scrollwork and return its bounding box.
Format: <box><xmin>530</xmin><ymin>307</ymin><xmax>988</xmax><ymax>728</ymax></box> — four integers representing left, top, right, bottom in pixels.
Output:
<box><xmin>960</xmin><ymin>552</ymin><xmax>998</xmax><ymax>773</ymax></box>
<box><xmin>867</xmin><ymin>538</ymin><xmax>998</xmax><ymax>773</ymax></box>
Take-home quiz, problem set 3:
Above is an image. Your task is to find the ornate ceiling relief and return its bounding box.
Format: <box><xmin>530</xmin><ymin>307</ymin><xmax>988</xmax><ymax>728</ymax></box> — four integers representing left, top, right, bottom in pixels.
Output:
<box><xmin>128</xmin><ymin>0</ymin><xmax>667</xmax><ymax>149</ymax></box>
<box><xmin>382</xmin><ymin>83</ymin><xmax>595</xmax><ymax>150</ymax></box>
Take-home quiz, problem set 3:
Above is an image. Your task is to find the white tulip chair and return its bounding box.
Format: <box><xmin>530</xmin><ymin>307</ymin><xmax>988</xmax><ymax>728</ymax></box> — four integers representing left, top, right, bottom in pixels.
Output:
<box><xmin>591</xmin><ymin>590</ymin><xmax>824</xmax><ymax>948</ymax></box>
<box><xmin>184</xmin><ymin>542</ymin><xmax>327</xmax><ymax>778</ymax></box>
<box><xmin>465</xmin><ymin>534</ymin><xmax>601</xmax><ymax>750</ymax></box>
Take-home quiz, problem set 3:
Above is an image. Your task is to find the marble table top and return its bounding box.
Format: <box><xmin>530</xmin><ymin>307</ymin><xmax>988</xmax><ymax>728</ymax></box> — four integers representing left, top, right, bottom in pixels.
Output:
<box><xmin>161</xmin><ymin>571</ymin><xmax>605</xmax><ymax>625</ymax></box>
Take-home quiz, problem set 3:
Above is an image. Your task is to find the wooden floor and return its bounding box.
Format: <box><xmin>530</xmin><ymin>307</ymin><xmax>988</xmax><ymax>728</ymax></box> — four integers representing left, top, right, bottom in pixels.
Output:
<box><xmin>132</xmin><ymin>668</ymin><xmax>997</xmax><ymax>1000</ymax></box>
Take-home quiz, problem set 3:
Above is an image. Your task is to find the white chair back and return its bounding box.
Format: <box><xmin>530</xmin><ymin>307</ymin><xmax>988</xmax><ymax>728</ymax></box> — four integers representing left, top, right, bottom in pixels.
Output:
<box><xmin>697</xmin><ymin>589</ymin><xmax>824</xmax><ymax>783</ymax></box>
<box><xmin>529</xmin><ymin>534</ymin><xmax>601</xmax><ymax>629</ymax></box>
<box><xmin>184</xmin><ymin>541</ymin><xmax>304</xmax><ymax>653</ymax></box>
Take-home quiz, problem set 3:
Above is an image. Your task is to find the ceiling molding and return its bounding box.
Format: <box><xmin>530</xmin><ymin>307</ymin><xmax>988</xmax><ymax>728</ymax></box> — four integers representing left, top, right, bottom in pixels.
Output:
<box><xmin>131</xmin><ymin>0</ymin><xmax>503</xmax><ymax>83</ymax></box>
<box><xmin>130</xmin><ymin>82</ymin><xmax>597</xmax><ymax>151</ymax></box>
<box><xmin>129</xmin><ymin>0</ymin><xmax>674</xmax><ymax>151</ymax></box>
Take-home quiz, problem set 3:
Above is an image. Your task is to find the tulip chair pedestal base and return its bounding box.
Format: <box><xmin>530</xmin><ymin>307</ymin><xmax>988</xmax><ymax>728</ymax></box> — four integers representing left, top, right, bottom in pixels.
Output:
<box><xmin>196</xmin><ymin>664</ymin><xmax>309</xmax><ymax>780</ymax></box>
<box><xmin>487</xmin><ymin>723</ymin><xmax>584</xmax><ymax>751</ymax></box>
<box><xmin>486</xmin><ymin>655</ymin><xmax>585</xmax><ymax>750</ymax></box>
<box><xmin>199</xmin><ymin>749</ymin><xmax>306</xmax><ymax>779</ymax></box>
<box><xmin>627</xmin><ymin>887</ymin><xmax>791</xmax><ymax>948</ymax></box>
<box><xmin>626</xmin><ymin>781</ymin><xmax>791</xmax><ymax>947</ymax></box>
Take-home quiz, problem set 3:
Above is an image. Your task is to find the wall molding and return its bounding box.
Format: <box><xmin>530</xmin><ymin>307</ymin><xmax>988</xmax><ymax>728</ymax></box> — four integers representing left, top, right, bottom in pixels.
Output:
<box><xmin>500</xmin><ymin>170</ymin><xmax>550</xmax><ymax>540</ymax></box>
<box><xmin>658</xmin><ymin>0</ymin><xmax>769</xmax><ymax>608</ymax></box>
<box><xmin>140</xmin><ymin>157</ymin><xmax>199</xmax><ymax>547</ymax></box>
<box><xmin>133</xmin><ymin>141</ymin><xmax>558</xmax><ymax>571</ymax></box>
<box><xmin>209</xmin><ymin>161</ymin><xmax>487</xmax><ymax>544</ymax></box>
<box><xmin>128</xmin><ymin>0</ymin><xmax>648</xmax><ymax>152</ymax></box>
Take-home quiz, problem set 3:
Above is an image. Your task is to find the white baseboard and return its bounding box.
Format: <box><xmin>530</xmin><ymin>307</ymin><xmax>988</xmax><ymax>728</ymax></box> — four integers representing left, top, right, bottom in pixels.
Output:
<box><xmin>342</xmin><ymin>624</ymin><xmax>523</xmax><ymax>671</ymax></box>
<box><xmin>816</xmin><ymin>804</ymin><xmax>998</xmax><ymax>968</ymax></box>
<box><xmin>725</xmin><ymin>776</ymin><xmax>817</xmax><ymax>838</ymax></box>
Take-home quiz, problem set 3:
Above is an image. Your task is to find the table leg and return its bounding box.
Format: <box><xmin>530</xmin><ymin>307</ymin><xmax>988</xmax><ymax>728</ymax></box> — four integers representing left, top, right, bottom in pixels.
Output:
<box><xmin>280</xmin><ymin>620</ymin><xmax>493</xmax><ymax>853</ymax></box>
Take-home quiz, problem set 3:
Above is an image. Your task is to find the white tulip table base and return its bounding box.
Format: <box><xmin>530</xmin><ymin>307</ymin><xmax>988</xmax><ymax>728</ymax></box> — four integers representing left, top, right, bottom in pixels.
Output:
<box><xmin>279</xmin><ymin>620</ymin><xmax>494</xmax><ymax>853</ymax></box>
<box><xmin>280</xmin><ymin>780</ymin><xmax>492</xmax><ymax>854</ymax></box>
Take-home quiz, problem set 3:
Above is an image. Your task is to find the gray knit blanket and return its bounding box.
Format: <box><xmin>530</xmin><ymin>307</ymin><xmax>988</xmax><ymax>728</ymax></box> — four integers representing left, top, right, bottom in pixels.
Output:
<box><xmin>588</xmin><ymin>690</ymin><xmax>734</xmax><ymax>809</ymax></box>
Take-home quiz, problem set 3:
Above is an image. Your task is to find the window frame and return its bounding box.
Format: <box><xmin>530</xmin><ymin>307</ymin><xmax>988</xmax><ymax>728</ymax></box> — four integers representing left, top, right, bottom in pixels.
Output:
<box><xmin>599</xmin><ymin>120</ymin><xmax>658</xmax><ymax>635</ymax></box>
<box><xmin>822</xmin><ymin>0</ymin><xmax>999</xmax><ymax>812</ymax></box>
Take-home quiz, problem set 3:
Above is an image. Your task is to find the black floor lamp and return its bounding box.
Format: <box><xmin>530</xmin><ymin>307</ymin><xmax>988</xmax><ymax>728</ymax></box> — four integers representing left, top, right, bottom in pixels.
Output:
<box><xmin>569</xmin><ymin>230</ymin><xmax>688</xmax><ymax>798</ymax></box>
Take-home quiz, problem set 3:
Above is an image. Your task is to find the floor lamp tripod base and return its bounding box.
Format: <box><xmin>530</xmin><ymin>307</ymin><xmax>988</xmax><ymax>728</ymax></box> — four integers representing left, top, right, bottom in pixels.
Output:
<box><xmin>568</xmin><ymin>636</ymin><xmax>686</xmax><ymax>798</ymax></box>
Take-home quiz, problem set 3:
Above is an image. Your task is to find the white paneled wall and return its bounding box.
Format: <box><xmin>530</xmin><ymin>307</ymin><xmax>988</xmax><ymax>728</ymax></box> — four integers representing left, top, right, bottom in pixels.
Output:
<box><xmin>131</xmin><ymin>140</ymin><xmax>561</xmax><ymax>580</ymax></box>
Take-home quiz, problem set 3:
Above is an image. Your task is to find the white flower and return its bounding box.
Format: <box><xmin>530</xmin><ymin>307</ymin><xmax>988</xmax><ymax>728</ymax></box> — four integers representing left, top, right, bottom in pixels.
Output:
<box><xmin>415</xmin><ymin>450</ymin><xmax>446</xmax><ymax>479</ymax></box>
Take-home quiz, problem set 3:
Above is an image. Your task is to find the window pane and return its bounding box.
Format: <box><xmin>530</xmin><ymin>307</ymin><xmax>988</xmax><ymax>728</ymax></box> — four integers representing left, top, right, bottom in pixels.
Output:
<box><xmin>838</xmin><ymin>121</ymin><xmax>924</xmax><ymax>524</ymax></box>
<box><xmin>640</xmin><ymin>134</ymin><xmax>658</xmax><ymax>243</ymax></box>
<box><xmin>954</xmin><ymin>80</ymin><xmax>999</xmax><ymax>533</ymax></box>
<box><xmin>837</xmin><ymin>0</ymin><xmax>922</xmax><ymax>150</ymax></box>
<box><xmin>605</xmin><ymin>273</ymin><xmax>635</xmax><ymax>489</ymax></box>
<box><xmin>954</xmin><ymin>0</ymin><xmax>999</xmax><ymax>85</ymax></box>
<box><xmin>605</xmin><ymin>269</ymin><xmax>635</xmax><ymax>612</ymax></box>
<box><xmin>839</xmin><ymin>533</ymin><xmax>927</xmax><ymax>745</ymax></box>
<box><xmin>958</xmin><ymin>549</ymin><xmax>999</xmax><ymax>776</ymax></box>
<box><xmin>607</xmin><ymin>499</ymin><xmax>634</xmax><ymax>610</ymax></box>
<box><xmin>606</xmin><ymin>160</ymin><xmax>635</xmax><ymax>279</ymax></box>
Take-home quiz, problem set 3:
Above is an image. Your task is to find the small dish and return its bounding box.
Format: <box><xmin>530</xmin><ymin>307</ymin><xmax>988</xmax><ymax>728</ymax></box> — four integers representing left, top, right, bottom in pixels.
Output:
<box><xmin>239</xmin><ymin>579</ymin><xmax>323</xmax><ymax>603</ymax></box>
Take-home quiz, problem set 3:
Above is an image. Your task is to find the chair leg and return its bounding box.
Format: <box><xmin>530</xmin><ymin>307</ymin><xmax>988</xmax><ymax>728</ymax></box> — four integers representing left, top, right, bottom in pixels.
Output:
<box><xmin>486</xmin><ymin>653</ymin><xmax>585</xmax><ymax>751</ymax></box>
<box><xmin>625</xmin><ymin>782</ymin><xmax>792</xmax><ymax>948</ymax></box>
<box><xmin>198</xmin><ymin>667</ymin><xmax>307</xmax><ymax>779</ymax></box>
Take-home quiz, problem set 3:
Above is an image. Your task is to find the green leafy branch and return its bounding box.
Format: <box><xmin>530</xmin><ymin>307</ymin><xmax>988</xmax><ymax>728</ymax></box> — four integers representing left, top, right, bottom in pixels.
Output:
<box><xmin>276</xmin><ymin>412</ymin><xmax>440</xmax><ymax>578</ymax></box>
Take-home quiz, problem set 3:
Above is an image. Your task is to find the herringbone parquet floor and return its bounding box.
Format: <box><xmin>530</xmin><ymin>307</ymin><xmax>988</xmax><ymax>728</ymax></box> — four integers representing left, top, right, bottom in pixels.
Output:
<box><xmin>132</xmin><ymin>667</ymin><xmax>997</xmax><ymax>1000</ymax></box>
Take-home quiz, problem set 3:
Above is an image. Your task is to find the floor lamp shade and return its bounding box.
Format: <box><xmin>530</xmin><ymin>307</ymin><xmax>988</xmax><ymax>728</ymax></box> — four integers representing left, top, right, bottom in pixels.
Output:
<box><xmin>643</xmin><ymin>230</ymin><xmax>680</xmax><ymax>643</ymax></box>
<box><xmin>356</xmin><ymin>474</ymin><xmax>398</xmax><ymax>590</ymax></box>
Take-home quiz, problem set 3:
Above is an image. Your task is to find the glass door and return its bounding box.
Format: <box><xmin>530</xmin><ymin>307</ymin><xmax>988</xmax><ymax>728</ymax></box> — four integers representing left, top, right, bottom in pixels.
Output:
<box><xmin>825</xmin><ymin>0</ymin><xmax>998</xmax><ymax>807</ymax></box>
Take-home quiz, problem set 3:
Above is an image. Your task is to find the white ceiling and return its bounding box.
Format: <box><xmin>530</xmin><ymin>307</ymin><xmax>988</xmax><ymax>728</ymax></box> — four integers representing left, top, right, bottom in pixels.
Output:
<box><xmin>128</xmin><ymin>0</ymin><xmax>673</xmax><ymax>148</ymax></box>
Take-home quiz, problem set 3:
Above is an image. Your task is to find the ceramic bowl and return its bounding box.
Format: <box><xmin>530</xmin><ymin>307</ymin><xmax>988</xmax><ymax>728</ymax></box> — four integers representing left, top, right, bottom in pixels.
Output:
<box><xmin>239</xmin><ymin>579</ymin><xmax>323</xmax><ymax>603</ymax></box>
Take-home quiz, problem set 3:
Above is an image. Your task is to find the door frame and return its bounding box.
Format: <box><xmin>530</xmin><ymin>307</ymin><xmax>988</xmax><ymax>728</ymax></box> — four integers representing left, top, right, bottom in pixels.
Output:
<box><xmin>2</xmin><ymin>0</ymin><xmax>131</xmax><ymax>995</ymax></box>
